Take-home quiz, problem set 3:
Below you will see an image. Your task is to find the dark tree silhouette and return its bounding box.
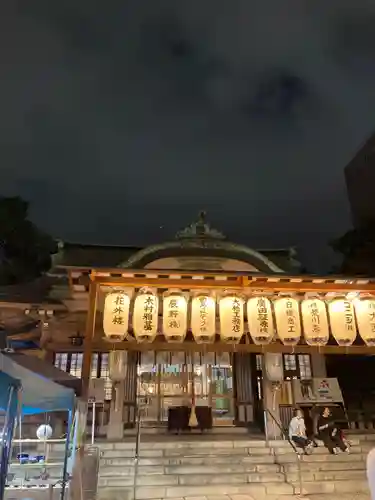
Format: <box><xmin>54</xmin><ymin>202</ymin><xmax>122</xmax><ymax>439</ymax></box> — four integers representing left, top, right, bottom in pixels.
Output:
<box><xmin>331</xmin><ymin>219</ymin><xmax>375</xmax><ymax>275</ymax></box>
<box><xmin>0</xmin><ymin>196</ymin><xmax>57</xmax><ymax>285</ymax></box>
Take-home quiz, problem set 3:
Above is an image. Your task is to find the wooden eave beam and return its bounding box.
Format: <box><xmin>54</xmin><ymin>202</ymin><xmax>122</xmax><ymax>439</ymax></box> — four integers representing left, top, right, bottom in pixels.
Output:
<box><xmin>89</xmin><ymin>275</ymin><xmax>375</xmax><ymax>294</ymax></box>
<box><xmin>47</xmin><ymin>341</ymin><xmax>375</xmax><ymax>355</ymax></box>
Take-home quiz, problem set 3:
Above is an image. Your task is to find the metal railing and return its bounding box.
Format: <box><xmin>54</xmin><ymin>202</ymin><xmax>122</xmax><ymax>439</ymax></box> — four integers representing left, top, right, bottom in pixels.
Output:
<box><xmin>133</xmin><ymin>397</ymin><xmax>146</xmax><ymax>500</ymax></box>
<box><xmin>264</xmin><ymin>409</ymin><xmax>303</xmax><ymax>496</ymax></box>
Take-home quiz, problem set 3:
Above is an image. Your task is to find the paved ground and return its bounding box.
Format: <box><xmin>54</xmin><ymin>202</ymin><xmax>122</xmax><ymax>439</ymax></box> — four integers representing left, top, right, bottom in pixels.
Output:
<box><xmin>160</xmin><ymin>495</ymin><xmax>370</xmax><ymax>500</ymax></box>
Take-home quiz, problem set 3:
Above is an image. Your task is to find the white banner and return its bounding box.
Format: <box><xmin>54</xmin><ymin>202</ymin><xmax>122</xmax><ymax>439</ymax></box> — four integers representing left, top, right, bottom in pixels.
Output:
<box><xmin>293</xmin><ymin>377</ymin><xmax>344</xmax><ymax>404</ymax></box>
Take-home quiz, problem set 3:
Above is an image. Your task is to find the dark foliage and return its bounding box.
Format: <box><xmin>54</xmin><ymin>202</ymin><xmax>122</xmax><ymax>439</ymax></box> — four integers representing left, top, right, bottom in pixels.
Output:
<box><xmin>0</xmin><ymin>196</ymin><xmax>57</xmax><ymax>285</ymax></box>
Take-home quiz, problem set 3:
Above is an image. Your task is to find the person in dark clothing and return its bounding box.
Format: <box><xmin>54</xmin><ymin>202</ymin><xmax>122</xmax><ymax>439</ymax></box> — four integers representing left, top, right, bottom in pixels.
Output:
<box><xmin>317</xmin><ymin>407</ymin><xmax>349</xmax><ymax>455</ymax></box>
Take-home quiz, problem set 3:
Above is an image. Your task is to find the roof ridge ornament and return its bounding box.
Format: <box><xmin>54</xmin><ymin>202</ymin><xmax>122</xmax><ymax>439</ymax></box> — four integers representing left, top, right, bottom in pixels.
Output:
<box><xmin>175</xmin><ymin>211</ymin><xmax>226</xmax><ymax>240</ymax></box>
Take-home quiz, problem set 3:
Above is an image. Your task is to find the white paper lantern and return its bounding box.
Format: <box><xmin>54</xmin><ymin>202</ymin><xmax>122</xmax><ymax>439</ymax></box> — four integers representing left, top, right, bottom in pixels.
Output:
<box><xmin>301</xmin><ymin>298</ymin><xmax>329</xmax><ymax>346</ymax></box>
<box><xmin>36</xmin><ymin>424</ymin><xmax>53</xmax><ymax>440</ymax></box>
<box><xmin>103</xmin><ymin>291</ymin><xmax>131</xmax><ymax>342</ymax></box>
<box><xmin>162</xmin><ymin>290</ymin><xmax>188</xmax><ymax>342</ymax></box>
<box><xmin>265</xmin><ymin>353</ymin><xmax>284</xmax><ymax>382</ymax></box>
<box><xmin>191</xmin><ymin>292</ymin><xmax>216</xmax><ymax>343</ymax></box>
<box><xmin>109</xmin><ymin>350</ymin><xmax>127</xmax><ymax>382</ymax></box>
<box><xmin>219</xmin><ymin>294</ymin><xmax>245</xmax><ymax>343</ymax></box>
<box><xmin>354</xmin><ymin>297</ymin><xmax>375</xmax><ymax>346</ymax></box>
<box><xmin>328</xmin><ymin>298</ymin><xmax>357</xmax><ymax>346</ymax></box>
<box><xmin>247</xmin><ymin>296</ymin><xmax>274</xmax><ymax>345</ymax></box>
<box><xmin>274</xmin><ymin>297</ymin><xmax>301</xmax><ymax>345</ymax></box>
<box><xmin>133</xmin><ymin>289</ymin><xmax>159</xmax><ymax>342</ymax></box>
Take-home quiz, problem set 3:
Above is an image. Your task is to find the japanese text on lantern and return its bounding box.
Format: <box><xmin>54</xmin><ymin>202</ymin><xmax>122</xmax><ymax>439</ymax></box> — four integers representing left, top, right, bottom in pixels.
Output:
<box><xmin>143</xmin><ymin>296</ymin><xmax>155</xmax><ymax>331</ymax></box>
<box><xmin>199</xmin><ymin>297</ymin><xmax>209</xmax><ymax>333</ymax></box>
<box><xmin>167</xmin><ymin>298</ymin><xmax>180</xmax><ymax>330</ymax></box>
<box><xmin>112</xmin><ymin>294</ymin><xmax>125</xmax><ymax>325</ymax></box>
<box><xmin>286</xmin><ymin>299</ymin><xmax>296</xmax><ymax>333</ymax></box>
<box><xmin>368</xmin><ymin>301</ymin><xmax>375</xmax><ymax>334</ymax></box>
<box><xmin>231</xmin><ymin>298</ymin><xmax>241</xmax><ymax>333</ymax></box>
<box><xmin>257</xmin><ymin>298</ymin><xmax>269</xmax><ymax>334</ymax></box>
<box><xmin>309</xmin><ymin>301</ymin><xmax>321</xmax><ymax>334</ymax></box>
<box><xmin>344</xmin><ymin>301</ymin><xmax>354</xmax><ymax>331</ymax></box>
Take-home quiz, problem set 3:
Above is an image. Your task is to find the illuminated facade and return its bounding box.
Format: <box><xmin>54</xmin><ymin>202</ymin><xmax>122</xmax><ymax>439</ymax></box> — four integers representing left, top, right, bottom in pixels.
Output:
<box><xmin>3</xmin><ymin>213</ymin><xmax>375</xmax><ymax>438</ymax></box>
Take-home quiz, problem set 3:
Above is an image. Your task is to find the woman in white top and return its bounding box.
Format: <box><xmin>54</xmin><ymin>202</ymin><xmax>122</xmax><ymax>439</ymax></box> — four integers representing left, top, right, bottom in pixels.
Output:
<box><xmin>289</xmin><ymin>409</ymin><xmax>312</xmax><ymax>454</ymax></box>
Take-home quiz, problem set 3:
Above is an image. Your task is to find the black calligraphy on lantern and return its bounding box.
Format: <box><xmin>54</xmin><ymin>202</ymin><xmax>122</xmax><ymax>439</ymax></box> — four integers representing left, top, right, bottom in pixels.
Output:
<box><xmin>343</xmin><ymin>301</ymin><xmax>354</xmax><ymax>331</ymax></box>
<box><xmin>368</xmin><ymin>301</ymin><xmax>375</xmax><ymax>334</ymax></box>
<box><xmin>308</xmin><ymin>301</ymin><xmax>321</xmax><ymax>334</ymax></box>
<box><xmin>167</xmin><ymin>298</ymin><xmax>181</xmax><ymax>331</ymax></box>
<box><xmin>256</xmin><ymin>298</ymin><xmax>269</xmax><ymax>334</ymax></box>
<box><xmin>285</xmin><ymin>299</ymin><xmax>296</xmax><ymax>334</ymax></box>
<box><xmin>199</xmin><ymin>297</ymin><xmax>209</xmax><ymax>333</ymax></box>
<box><xmin>143</xmin><ymin>296</ymin><xmax>155</xmax><ymax>331</ymax></box>
<box><xmin>112</xmin><ymin>294</ymin><xmax>125</xmax><ymax>325</ymax></box>
<box><xmin>231</xmin><ymin>298</ymin><xmax>241</xmax><ymax>333</ymax></box>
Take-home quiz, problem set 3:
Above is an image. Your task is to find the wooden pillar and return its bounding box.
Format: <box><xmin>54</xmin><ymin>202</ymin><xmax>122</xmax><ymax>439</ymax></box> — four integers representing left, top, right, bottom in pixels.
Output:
<box><xmin>81</xmin><ymin>281</ymin><xmax>99</xmax><ymax>400</ymax></box>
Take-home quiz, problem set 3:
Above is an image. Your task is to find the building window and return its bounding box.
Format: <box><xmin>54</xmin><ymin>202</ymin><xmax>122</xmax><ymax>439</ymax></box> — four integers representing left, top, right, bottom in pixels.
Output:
<box><xmin>54</xmin><ymin>352</ymin><xmax>112</xmax><ymax>400</ymax></box>
<box><xmin>298</xmin><ymin>354</ymin><xmax>312</xmax><ymax>380</ymax></box>
<box><xmin>255</xmin><ymin>354</ymin><xmax>312</xmax><ymax>381</ymax></box>
<box><xmin>283</xmin><ymin>354</ymin><xmax>312</xmax><ymax>380</ymax></box>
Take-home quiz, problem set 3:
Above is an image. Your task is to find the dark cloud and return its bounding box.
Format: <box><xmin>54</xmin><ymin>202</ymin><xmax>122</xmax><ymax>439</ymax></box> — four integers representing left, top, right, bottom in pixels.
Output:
<box><xmin>1</xmin><ymin>0</ymin><xmax>375</xmax><ymax>272</ymax></box>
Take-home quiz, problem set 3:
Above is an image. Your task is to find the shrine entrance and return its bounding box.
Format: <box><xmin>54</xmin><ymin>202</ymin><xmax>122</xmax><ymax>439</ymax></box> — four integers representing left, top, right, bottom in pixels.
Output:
<box><xmin>137</xmin><ymin>352</ymin><xmax>234</xmax><ymax>426</ymax></box>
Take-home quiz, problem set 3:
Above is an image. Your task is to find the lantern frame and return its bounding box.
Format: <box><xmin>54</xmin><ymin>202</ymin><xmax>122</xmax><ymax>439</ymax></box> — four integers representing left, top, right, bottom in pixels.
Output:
<box><xmin>273</xmin><ymin>295</ymin><xmax>302</xmax><ymax>346</ymax></box>
<box><xmin>247</xmin><ymin>295</ymin><xmax>274</xmax><ymax>345</ymax></box>
<box><xmin>218</xmin><ymin>291</ymin><xmax>245</xmax><ymax>343</ymax></box>
<box><xmin>102</xmin><ymin>289</ymin><xmax>133</xmax><ymax>343</ymax></box>
<box><xmin>328</xmin><ymin>295</ymin><xmax>357</xmax><ymax>346</ymax></box>
<box><xmin>353</xmin><ymin>294</ymin><xmax>375</xmax><ymax>346</ymax></box>
<box><xmin>132</xmin><ymin>287</ymin><xmax>159</xmax><ymax>342</ymax></box>
<box><xmin>300</xmin><ymin>295</ymin><xmax>330</xmax><ymax>346</ymax></box>
<box><xmin>190</xmin><ymin>290</ymin><xmax>216</xmax><ymax>343</ymax></box>
<box><xmin>162</xmin><ymin>288</ymin><xmax>188</xmax><ymax>342</ymax></box>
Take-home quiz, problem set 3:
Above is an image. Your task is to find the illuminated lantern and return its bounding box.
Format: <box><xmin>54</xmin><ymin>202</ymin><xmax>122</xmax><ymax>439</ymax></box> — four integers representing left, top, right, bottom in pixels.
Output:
<box><xmin>190</xmin><ymin>291</ymin><xmax>216</xmax><ymax>343</ymax></box>
<box><xmin>301</xmin><ymin>297</ymin><xmax>329</xmax><ymax>346</ymax></box>
<box><xmin>274</xmin><ymin>296</ymin><xmax>301</xmax><ymax>345</ymax></box>
<box><xmin>133</xmin><ymin>288</ymin><xmax>159</xmax><ymax>342</ymax></box>
<box><xmin>162</xmin><ymin>289</ymin><xmax>188</xmax><ymax>342</ymax></box>
<box><xmin>247</xmin><ymin>296</ymin><xmax>274</xmax><ymax>345</ymax></box>
<box><xmin>328</xmin><ymin>298</ymin><xmax>356</xmax><ymax>346</ymax></box>
<box><xmin>103</xmin><ymin>291</ymin><xmax>131</xmax><ymax>342</ymax></box>
<box><xmin>219</xmin><ymin>294</ymin><xmax>244</xmax><ymax>343</ymax></box>
<box><xmin>109</xmin><ymin>350</ymin><xmax>127</xmax><ymax>381</ymax></box>
<box><xmin>354</xmin><ymin>296</ymin><xmax>375</xmax><ymax>346</ymax></box>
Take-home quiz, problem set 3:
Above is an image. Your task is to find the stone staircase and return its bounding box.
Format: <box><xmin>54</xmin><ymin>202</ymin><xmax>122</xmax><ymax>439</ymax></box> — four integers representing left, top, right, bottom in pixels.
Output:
<box><xmin>95</xmin><ymin>434</ymin><xmax>372</xmax><ymax>499</ymax></box>
<box><xmin>31</xmin><ymin>433</ymin><xmax>374</xmax><ymax>499</ymax></box>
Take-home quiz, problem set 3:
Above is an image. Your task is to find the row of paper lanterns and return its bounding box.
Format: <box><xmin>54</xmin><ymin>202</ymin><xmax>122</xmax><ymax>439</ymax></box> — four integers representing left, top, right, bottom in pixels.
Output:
<box><xmin>102</xmin><ymin>288</ymin><xmax>375</xmax><ymax>346</ymax></box>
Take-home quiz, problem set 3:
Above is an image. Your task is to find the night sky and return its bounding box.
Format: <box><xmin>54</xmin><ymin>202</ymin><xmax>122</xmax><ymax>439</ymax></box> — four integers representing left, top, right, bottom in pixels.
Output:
<box><xmin>1</xmin><ymin>1</ymin><xmax>375</xmax><ymax>272</ymax></box>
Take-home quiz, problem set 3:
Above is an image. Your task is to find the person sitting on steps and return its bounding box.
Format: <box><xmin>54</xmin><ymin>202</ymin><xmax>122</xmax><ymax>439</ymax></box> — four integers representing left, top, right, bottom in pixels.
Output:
<box><xmin>288</xmin><ymin>408</ymin><xmax>313</xmax><ymax>454</ymax></box>
<box><xmin>317</xmin><ymin>406</ymin><xmax>350</xmax><ymax>455</ymax></box>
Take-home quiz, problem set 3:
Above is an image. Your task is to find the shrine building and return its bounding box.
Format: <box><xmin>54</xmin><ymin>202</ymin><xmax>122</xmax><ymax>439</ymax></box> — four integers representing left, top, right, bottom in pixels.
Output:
<box><xmin>3</xmin><ymin>212</ymin><xmax>375</xmax><ymax>439</ymax></box>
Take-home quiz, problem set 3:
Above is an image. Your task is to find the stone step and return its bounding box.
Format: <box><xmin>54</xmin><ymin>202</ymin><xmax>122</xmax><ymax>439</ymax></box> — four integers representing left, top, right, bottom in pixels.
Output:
<box><xmin>286</xmin><ymin>469</ymin><xmax>367</xmax><ymax>482</ymax></box>
<box><xmin>98</xmin><ymin>482</ymin><xmax>295</xmax><ymax>499</ymax></box>
<box><xmin>98</xmin><ymin>439</ymin><xmax>268</xmax><ymax>450</ymax></box>
<box><xmin>101</xmin><ymin>454</ymin><xmax>276</xmax><ymax>466</ymax></box>
<box><xmin>99</xmin><ymin>462</ymin><xmax>280</xmax><ymax>475</ymax></box>
<box><xmin>99</xmin><ymin>471</ymin><xmax>285</xmax><ymax>488</ymax></box>
<box><xmin>291</xmin><ymin>479</ymin><xmax>369</xmax><ymax>495</ymax></box>
<box><xmin>284</xmin><ymin>460</ymin><xmax>365</xmax><ymax>472</ymax></box>
<box><xmin>276</xmin><ymin>451</ymin><xmax>365</xmax><ymax>463</ymax></box>
<box><xmin>273</xmin><ymin>445</ymin><xmax>362</xmax><ymax>454</ymax></box>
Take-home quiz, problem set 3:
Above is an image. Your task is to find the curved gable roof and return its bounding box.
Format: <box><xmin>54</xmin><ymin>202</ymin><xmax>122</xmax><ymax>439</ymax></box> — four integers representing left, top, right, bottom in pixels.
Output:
<box><xmin>119</xmin><ymin>212</ymin><xmax>284</xmax><ymax>273</ymax></box>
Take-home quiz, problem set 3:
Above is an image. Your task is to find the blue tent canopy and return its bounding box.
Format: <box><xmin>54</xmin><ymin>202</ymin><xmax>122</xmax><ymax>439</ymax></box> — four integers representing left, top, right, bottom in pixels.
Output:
<box><xmin>0</xmin><ymin>352</ymin><xmax>75</xmax><ymax>415</ymax></box>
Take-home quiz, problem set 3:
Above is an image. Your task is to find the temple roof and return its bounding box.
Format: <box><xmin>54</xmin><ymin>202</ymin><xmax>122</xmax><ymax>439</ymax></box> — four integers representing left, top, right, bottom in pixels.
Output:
<box><xmin>52</xmin><ymin>212</ymin><xmax>301</xmax><ymax>273</ymax></box>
